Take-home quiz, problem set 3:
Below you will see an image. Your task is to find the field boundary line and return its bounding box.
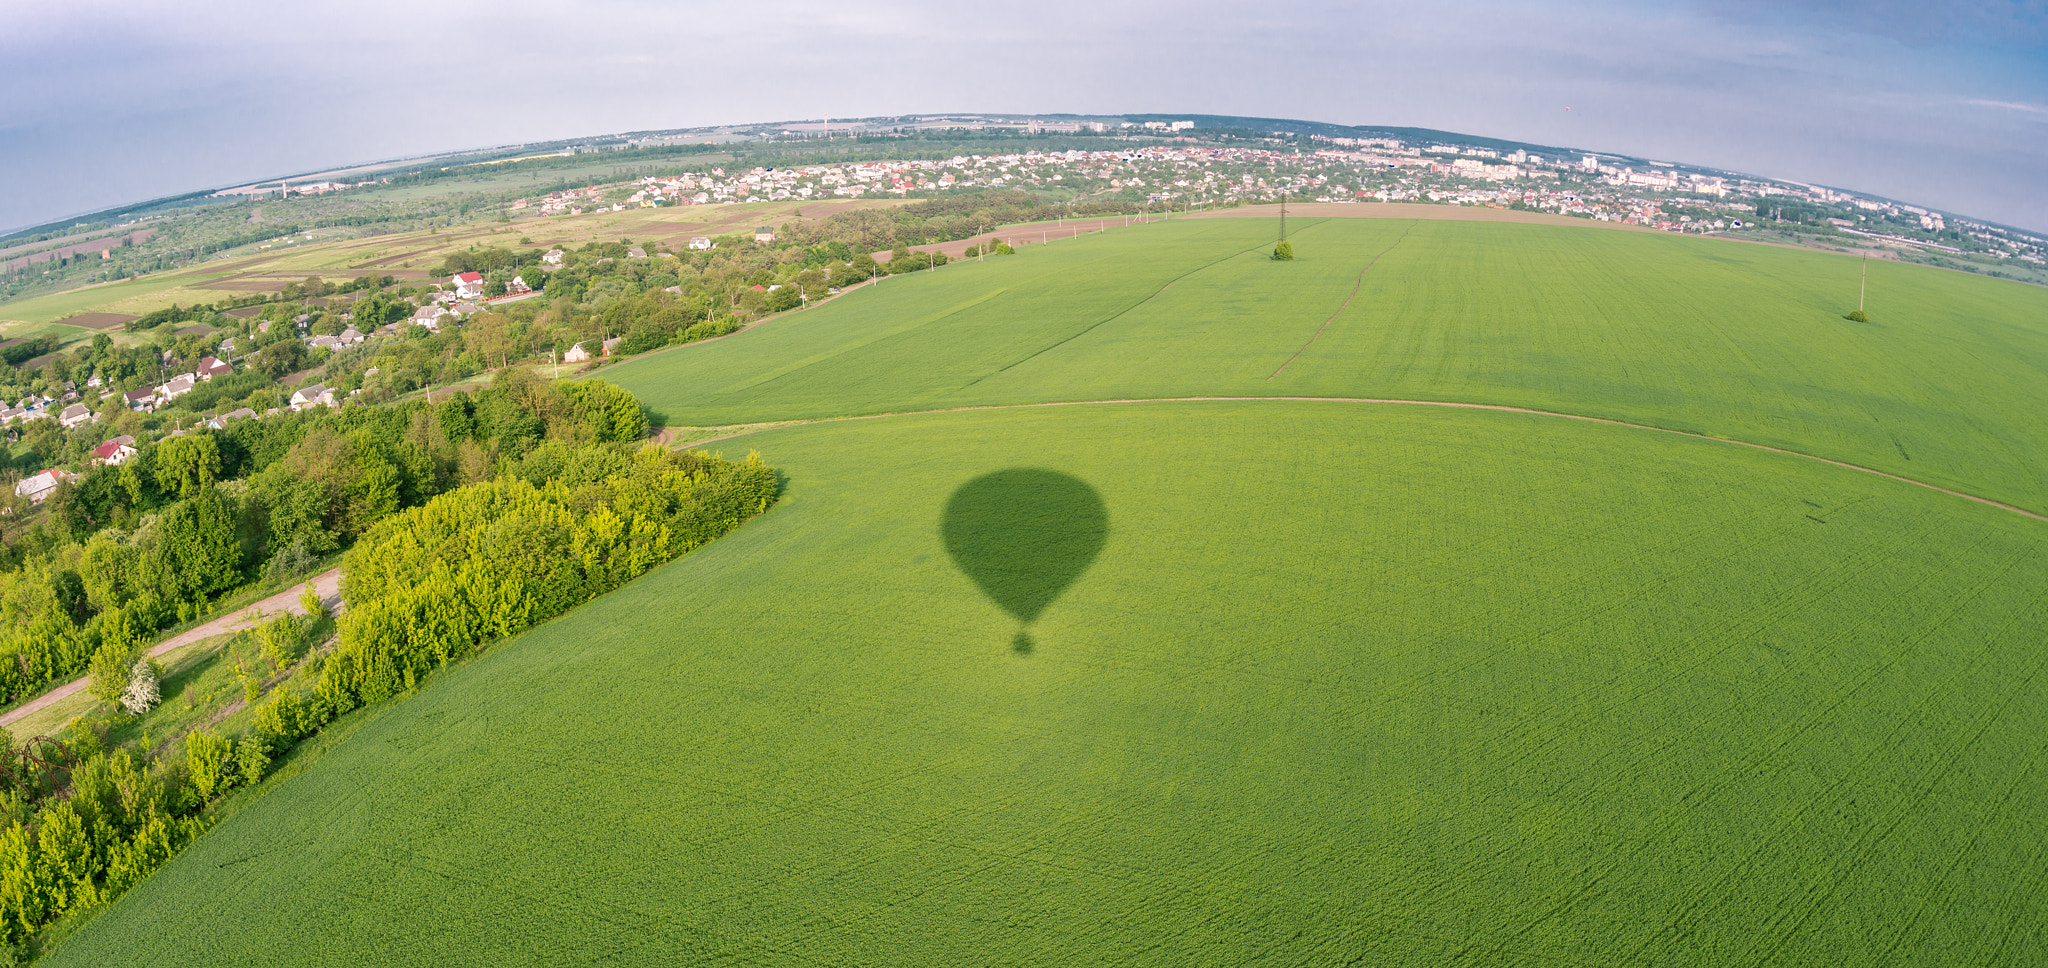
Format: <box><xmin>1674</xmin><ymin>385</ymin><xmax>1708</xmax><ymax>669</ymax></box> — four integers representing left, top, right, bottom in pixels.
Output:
<box><xmin>1269</xmin><ymin>220</ymin><xmax>1418</xmax><ymax>380</ymax></box>
<box><xmin>675</xmin><ymin>395</ymin><xmax>2048</xmax><ymax>524</ymax></box>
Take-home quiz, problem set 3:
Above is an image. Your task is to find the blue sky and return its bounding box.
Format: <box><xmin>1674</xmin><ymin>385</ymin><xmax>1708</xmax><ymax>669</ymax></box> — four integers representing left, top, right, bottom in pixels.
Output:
<box><xmin>2</xmin><ymin>0</ymin><xmax>2043</xmax><ymax>233</ymax></box>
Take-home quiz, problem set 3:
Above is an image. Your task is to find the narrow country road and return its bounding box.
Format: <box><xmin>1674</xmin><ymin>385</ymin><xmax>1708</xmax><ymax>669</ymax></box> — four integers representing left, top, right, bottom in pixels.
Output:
<box><xmin>0</xmin><ymin>567</ymin><xmax>344</xmax><ymax>730</ymax></box>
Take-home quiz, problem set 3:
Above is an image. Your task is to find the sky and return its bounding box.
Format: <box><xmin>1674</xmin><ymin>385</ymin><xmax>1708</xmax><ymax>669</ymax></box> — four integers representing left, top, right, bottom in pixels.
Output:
<box><xmin>2</xmin><ymin>0</ymin><xmax>2043</xmax><ymax>234</ymax></box>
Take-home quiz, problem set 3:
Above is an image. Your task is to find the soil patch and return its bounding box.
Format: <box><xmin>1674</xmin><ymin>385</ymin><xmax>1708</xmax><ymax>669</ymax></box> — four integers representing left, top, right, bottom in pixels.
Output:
<box><xmin>2</xmin><ymin>229</ymin><xmax>159</xmax><ymax>272</ymax></box>
<box><xmin>56</xmin><ymin>312</ymin><xmax>137</xmax><ymax>330</ymax></box>
<box><xmin>869</xmin><ymin>216</ymin><xmax>1140</xmax><ymax>264</ymax></box>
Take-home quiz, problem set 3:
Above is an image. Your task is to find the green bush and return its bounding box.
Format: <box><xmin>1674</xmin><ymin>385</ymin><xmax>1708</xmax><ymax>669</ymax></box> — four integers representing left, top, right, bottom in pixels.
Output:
<box><xmin>1271</xmin><ymin>240</ymin><xmax>1295</xmax><ymax>261</ymax></box>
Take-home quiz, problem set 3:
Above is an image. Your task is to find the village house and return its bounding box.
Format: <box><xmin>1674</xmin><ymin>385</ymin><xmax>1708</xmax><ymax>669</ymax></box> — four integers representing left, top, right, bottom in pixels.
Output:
<box><xmin>91</xmin><ymin>436</ymin><xmax>137</xmax><ymax>466</ymax></box>
<box><xmin>542</xmin><ymin>249</ymin><xmax>565</xmax><ymax>268</ymax></box>
<box><xmin>688</xmin><ymin>237</ymin><xmax>713</xmax><ymax>251</ymax></box>
<box><xmin>123</xmin><ymin>388</ymin><xmax>157</xmax><ymax>411</ymax></box>
<box><xmin>508</xmin><ymin>275</ymin><xmax>532</xmax><ymax>294</ymax></box>
<box><xmin>563</xmin><ymin>341</ymin><xmax>594</xmax><ymax>363</ymax></box>
<box><xmin>412</xmin><ymin>304</ymin><xmax>451</xmax><ymax>331</ymax></box>
<box><xmin>160</xmin><ymin>374</ymin><xmax>196</xmax><ymax>400</ymax></box>
<box><xmin>754</xmin><ymin>227</ymin><xmax>775</xmax><ymax>243</ymax></box>
<box><xmin>160</xmin><ymin>373</ymin><xmax>198</xmax><ymax>402</ymax></box>
<box><xmin>452</xmin><ymin>271</ymin><xmax>486</xmax><ymax>299</ymax></box>
<box><xmin>290</xmin><ymin>384</ymin><xmax>334</xmax><ymax>410</ymax></box>
<box><xmin>338</xmin><ymin>327</ymin><xmax>367</xmax><ymax>346</ymax></box>
<box><xmin>197</xmin><ymin>356</ymin><xmax>234</xmax><ymax>380</ymax></box>
<box><xmin>13</xmin><ymin>469</ymin><xmax>67</xmax><ymax>504</ymax></box>
<box><xmin>204</xmin><ymin>409</ymin><xmax>256</xmax><ymax>431</ymax></box>
<box><xmin>58</xmin><ymin>403</ymin><xmax>93</xmax><ymax>429</ymax></box>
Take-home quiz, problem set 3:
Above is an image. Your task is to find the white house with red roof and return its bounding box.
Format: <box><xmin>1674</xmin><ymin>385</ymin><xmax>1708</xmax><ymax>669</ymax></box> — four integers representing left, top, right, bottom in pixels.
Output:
<box><xmin>452</xmin><ymin>272</ymin><xmax>486</xmax><ymax>299</ymax></box>
<box><xmin>91</xmin><ymin>436</ymin><xmax>137</xmax><ymax>466</ymax></box>
<box><xmin>197</xmin><ymin>357</ymin><xmax>234</xmax><ymax>381</ymax></box>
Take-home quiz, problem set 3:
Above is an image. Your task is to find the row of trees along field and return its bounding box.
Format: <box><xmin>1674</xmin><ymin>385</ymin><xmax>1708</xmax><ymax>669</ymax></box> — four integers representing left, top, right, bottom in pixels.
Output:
<box><xmin>0</xmin><ymin>443</ymin><xmax>775</xmax><ymax>953</ymax></box>
<box><xmin>0</xmin><ymin>371</ymin><xmax>647</xmax><ymax>708</ymax></box>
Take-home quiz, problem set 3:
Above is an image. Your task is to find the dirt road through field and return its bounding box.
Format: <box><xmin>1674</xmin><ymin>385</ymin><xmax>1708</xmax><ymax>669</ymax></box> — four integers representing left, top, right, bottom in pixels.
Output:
<box><xmin>0</xmin><ymin>567</ymin><xmax>343</xmax><ymax>730</ymax></box>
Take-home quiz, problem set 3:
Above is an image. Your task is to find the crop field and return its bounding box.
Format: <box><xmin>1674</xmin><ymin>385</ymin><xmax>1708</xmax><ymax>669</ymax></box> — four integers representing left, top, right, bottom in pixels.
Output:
<box><xmin>44</xmin><ymin>213</ymin><xmax>2048</xmax><ymax>966</ymax></box>
<box><xmin>606</xmin><ymin>215</ymin><xmax>2048</xmax><ymax>512</ymax></box>
<box><xmin>48</xmin><ymin>401</ymin><xmax>2048</xmax><ymax>966</ymax></box>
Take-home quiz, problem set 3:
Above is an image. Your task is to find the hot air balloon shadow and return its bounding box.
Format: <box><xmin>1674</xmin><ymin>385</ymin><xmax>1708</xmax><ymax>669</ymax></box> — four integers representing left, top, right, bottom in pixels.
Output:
<box><xmin>942</xmin><ymin>469</ymin><xmax>1108</xmax><ymax>654</ymax></box>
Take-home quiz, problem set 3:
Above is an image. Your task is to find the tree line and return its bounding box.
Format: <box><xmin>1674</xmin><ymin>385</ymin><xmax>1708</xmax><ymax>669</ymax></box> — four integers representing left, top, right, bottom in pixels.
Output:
<box><xmin>0</xmin><ymin>443</ymin><xmax>774</xmax><ymax>951</ymax></box>
<box><xmin>0</xmin><ymin>373</ymin><xmax>647</xmax><ymax>708</ymax></box>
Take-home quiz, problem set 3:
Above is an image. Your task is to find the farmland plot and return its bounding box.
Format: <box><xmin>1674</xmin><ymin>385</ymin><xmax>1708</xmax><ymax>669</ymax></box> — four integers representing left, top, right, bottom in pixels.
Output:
<box><xmin>606</xmin><ymin>217</ymin><xmax>2048</xmax><ymax>512</ymax></box>
<box><xmin>48</xmin><ymin>403</ymin><xmax>2048</xmax><ymax>967</ymax></box>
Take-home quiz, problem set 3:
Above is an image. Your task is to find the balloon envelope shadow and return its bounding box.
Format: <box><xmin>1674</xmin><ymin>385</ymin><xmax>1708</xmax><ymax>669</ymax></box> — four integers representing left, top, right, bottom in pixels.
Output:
<box><xmin>943</xmin><ymin>469</ymin><xmax>1107</xmax><ymax>653</ymax></box>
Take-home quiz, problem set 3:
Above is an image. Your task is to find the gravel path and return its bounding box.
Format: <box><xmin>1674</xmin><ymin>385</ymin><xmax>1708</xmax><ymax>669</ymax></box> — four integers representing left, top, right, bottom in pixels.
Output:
<box><xmin>0</xmin><ymin>567</ymin><xmax>344</xmax><ymax>729</ymax></box>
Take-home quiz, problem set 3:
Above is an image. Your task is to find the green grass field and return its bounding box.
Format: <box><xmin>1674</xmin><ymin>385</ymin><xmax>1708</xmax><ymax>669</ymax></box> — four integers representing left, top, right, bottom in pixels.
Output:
<box><xmin>610</xmin><ymin>216</ymin><xmax>2048</xmax><ymax>513</ymax></box>
<box><xmin>42</xmin><ymin>215</ymin><xmax>2048</xmax><ymax>966</ymax></box>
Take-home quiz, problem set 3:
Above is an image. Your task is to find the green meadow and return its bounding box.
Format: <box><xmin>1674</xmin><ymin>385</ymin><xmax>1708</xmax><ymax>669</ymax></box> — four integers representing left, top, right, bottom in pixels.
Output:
<box><xmin>43</xmin><ymin>216</ymin><xmax>2048</xmax><ymax>966</ymax></box>
<box><xmin>612</xmin><ymin>216</ymin><xmax>2048</xmax><ymax>512</ymax></box>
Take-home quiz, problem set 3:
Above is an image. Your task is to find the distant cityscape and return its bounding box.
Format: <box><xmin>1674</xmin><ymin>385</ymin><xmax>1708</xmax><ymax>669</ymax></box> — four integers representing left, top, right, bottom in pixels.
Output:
<box><xmin>3</xmin><ymin>113</ymin><xmax>2043</xmax><ymax>305</ymax></box>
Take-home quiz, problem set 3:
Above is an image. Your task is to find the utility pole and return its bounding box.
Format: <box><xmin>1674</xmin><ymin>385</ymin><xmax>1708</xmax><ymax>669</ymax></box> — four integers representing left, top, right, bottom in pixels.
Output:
<box><xmin>1280</xmin><ymin>194</ymin><xmax>1288</xmax><ymax>242</ymax></box>
<box><xmin>1859</xmin><ymin>254</ymin><xmax>1868</xmax><ymax>313</ymax></box>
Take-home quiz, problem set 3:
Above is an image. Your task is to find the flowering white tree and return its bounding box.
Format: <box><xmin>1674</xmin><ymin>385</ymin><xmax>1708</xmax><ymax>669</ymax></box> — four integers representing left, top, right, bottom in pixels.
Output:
<box><xmin>120</xmin><ymin>656</ymin><xmax>160</xmax><ymax>715</ymax></box>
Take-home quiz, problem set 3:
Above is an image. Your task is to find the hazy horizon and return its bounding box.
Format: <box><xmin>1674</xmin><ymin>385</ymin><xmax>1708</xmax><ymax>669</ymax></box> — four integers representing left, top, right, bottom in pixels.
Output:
<box><xmin>3</xmin><ymin>0</ymin><xmax>2044</xmax><ymax>234</ymax></box>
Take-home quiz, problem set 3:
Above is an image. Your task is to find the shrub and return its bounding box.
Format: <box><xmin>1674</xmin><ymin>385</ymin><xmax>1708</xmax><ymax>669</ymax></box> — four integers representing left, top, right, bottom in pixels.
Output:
<box><xmin>119</xmin><ymin>656</ymin><xmax>159</xmax><ymax>715</ymax></box>
<box><xmin>1271</xmin><ymin>240</ymin><xmax>1295</xmax><ymax>261</ymax></box>
<box><xmin>232</xmin><ymin>735</ymin><xmax>269</xmax><ymax>787</ymax></box>
<box><xmin>86</xmin><ymin>644</ymin><xmax>134</xmax><ymax>705</ymax></box>
<box><xmin>1844</xmin><ymin>309</ymin><xmax>1870</xmax><ymax>322</ymax></box>
<box><xmin>185</xmin><ymin>730</ymin><xmax>232</xmax><ymax>801</ymax></box>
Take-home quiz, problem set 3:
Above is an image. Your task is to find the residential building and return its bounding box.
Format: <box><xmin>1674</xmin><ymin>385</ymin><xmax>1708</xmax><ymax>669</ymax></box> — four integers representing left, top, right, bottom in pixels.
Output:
<box><xmin>205</xmin><ymin>409</ymin><xmax>256</xmax><ymax>430</ymax></box>
<box><xmin>198</xmin><ymin>356</ymin><xmax>234</xmax><ymax>380</ymax></box>
<box><xmin>412</xmin><ymin>305</ymin><xmax>452</xmax><ymax>331</ymax></box>
<box><xmin>13</xmin><ymin>470</ymin><xmax>65</xmax><ymax>504</ymax></box>
<box><xmin>290</xmin><ymin>384</ymin><xmax>334</xmax><ymax>410</ymax></box>
<box><xmin>91</xmin><ymin>436</ymin><xmax>137</xmax><ymax>465</ymax></box>
<box><xmin>452</xmin><ymin>271</ymin><xmax>486</xmax><ymax>299</ymax></box>
<box><xmin>58</xmin><ymin>403</ymin><xmax>93</xmax><ymax>429</ymax></box>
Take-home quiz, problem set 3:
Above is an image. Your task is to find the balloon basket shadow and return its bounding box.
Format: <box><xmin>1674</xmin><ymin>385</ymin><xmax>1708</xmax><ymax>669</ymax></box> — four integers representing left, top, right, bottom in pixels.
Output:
<box><xmin>1012</xmin><ymin>631</ymin><xmax>1034</xmax><ymax>655</ymax></box>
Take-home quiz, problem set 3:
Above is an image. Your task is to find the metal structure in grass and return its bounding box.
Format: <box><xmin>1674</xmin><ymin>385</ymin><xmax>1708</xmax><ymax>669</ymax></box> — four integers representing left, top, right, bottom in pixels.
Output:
<box><xmin>942</xmin><ymin>468</ymin><xmax>1107</xmax><ymax>653</ymax></box>
<box><xmin>1272</xmin><ymin>194</ymin><xmax>1295</xmax><ymax>261</ymax></box>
